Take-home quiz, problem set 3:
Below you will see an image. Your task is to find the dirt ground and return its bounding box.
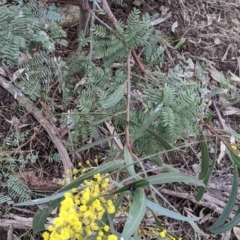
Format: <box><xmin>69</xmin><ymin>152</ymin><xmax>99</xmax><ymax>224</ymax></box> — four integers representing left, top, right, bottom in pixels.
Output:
<box><xmin>0</xmin><ymin>0</ymin><xmax>240</xmax><ymax>239</ymax></box>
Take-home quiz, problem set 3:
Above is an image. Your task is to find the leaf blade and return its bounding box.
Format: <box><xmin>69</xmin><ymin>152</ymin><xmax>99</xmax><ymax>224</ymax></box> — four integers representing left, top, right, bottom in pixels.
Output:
<box><xmin>195</xmin><ymin>138</ymin><xmax>217</xmax><ymax>201</ymax></box>
<box><xmin>209</xmin><ymin>164</ymin><xmax>238</xmax><ymax>231</ymax></box>
<box><xmin>124</xmin><ymin>146</ymin><xmax>136</xmax><ymax>177</ymax></box>
<box><xmin>121</xmin><ymin>188</ymin><xmax>146</xmax><ymax>239</ymax></box>
<box><xmin>32</xmin><ymin>206</ymin><xmax>51</xmax><ymax>231</ymax></box>
<box><xmin>198</xmin><ymin>133</ymin><xmax>210</xmax><ymax>180</ymax></box>
<box><xmin>102</xmin><ymin>82</ymin><xmax>126</xmax><ymax>109</ymax></box>
<box><xmin>114</xmin><ymin>173</ymin><xmax>205</xmax><ymax>194</ymax></box>
<box><xmin>147</xmin><ymin>200</ymin><xmax>201</xmax><ymax>221</ymax></box>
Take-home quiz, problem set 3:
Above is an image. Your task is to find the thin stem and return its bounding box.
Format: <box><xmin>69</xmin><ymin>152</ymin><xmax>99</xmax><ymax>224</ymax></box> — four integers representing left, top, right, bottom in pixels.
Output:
<box><xmin>125</xmin><ymin>51</ymin><xmax>132</xmax><ymax>151</ymax></box>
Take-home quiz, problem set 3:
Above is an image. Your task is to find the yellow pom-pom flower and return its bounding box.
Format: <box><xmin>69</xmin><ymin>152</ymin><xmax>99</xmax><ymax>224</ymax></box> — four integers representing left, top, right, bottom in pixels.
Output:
<box><xmin>42</xmin><ymin>173</ymin><xmax>117</xmax><ymax>240</ymax></box>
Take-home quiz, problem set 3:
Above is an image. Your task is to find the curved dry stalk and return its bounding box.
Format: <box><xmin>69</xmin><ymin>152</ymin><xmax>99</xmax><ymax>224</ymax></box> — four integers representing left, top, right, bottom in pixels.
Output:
<box><xmin>125</xmin><ymin>51</ymin><xmax>132</xmax><ymax>151</ymax></box>
<box><xmin>0</xmin><ymin>72</ymin><xmax>73</xmax><ymax>180</ymax></box>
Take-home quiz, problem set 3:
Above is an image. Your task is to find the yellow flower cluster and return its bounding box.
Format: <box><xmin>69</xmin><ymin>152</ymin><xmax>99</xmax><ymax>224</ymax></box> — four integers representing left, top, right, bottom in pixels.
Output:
<box><xmin>232</xmin><ymin>144</ymin><xmax>240</xmax><ymax>157</ymax></box>
<box><xmin>159</xmin><ymin>229</ymin><xmax>182</xmax><ymax>240</ymax></box>
<box><xmin>42</xmin><ymin>173</ymin><xmax>117</xmax><ymax>240</ymax></box>
<box><xmin>59</xmin><ymin>159</ymin><xmax>99</xmax><ymax>186</ymax></box>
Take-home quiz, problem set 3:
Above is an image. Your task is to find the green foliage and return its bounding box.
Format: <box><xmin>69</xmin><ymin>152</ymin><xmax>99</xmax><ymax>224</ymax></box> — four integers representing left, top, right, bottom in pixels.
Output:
<box><xmin>48</xmin><ymin>152</ymin><xmax>61</xmax><ymax>163</ymax></box>
<box><xmin>0</xmin><ymin>150</ymin><xmax>32</xmax><ymax>204</ymax></box>
<box><xmin>0</xmin><ymin>0</ymin><xmax>65</xmax><ymax>65</ymax></box>
<box><xmin>2</xmin><ymin>0</ymin><xmax>233</xmax><ymax>237</ymax></box>
<box><xmin>93</xmin><ymin>8</ymin><xmax>149</xmax><ymax>66</ymax></box>
<box><xmin>0</xmin><ymin>5</ymin><xmax>39</xmax><ymax>65</ymax></box>
<box><xmin>110</xmin><ymin>0</ymin><xmax>123</xmax><ymax>4</ymax></box>
<box><xmin>16</xmin><ymin>51</ymin><xmax>67</xmax><ymax>99</ymax></box>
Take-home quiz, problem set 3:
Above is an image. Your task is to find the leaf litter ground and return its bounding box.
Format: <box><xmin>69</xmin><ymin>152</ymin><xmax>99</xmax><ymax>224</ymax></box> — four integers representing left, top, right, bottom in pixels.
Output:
<box><xmin>0</xmin><ymin>0</ymin><xmax>240</xmax><ymax>239</ymax></box>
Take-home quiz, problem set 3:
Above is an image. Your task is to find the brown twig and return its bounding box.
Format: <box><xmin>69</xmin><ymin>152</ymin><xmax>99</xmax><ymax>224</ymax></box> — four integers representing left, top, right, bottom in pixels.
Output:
<box><xmin>131</xmin><ymin>50</ymin><xmax>146</xmax><ymax>76</ymax></box>
<box><xmin>101</xmin><ymin>0</ymin><xmax>118</xmax><ymax>25</ymax></box>
<box><xmin>0</xmin><ymin>72</ymin><xmax>73</xmax><ymax>180</ymax></box>
<box><xmin>101</xmin><ymin>0</ymin><xmax>146</xmax><ymax>76</ymax></box>
<box><xmin>125</xmin><ymin>51</ymin><xmax>132</xmax><ymax>153</ymax></box>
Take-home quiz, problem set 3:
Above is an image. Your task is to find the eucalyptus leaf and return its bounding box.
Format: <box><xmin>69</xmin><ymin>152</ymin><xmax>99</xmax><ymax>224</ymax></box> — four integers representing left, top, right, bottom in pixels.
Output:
<box><xmin>92</xmin><ymin>113</ymin><xmax>174</xmax><ymax>154</ymax></box>
<box><xmin>150</xmin><ymin>209</ymin><xmax>162</xmax><ymax>228</ymax></box>
<box><xmin>147</xmin><ymin>200</ymin><xmax>201</xmax><ymax>221</ymax></box>
<box><xmin>195</xmin><ymin>139</ymin><xmax>217</xmax><ymax>201</ymax></box>
<box><xmin>132</xmin><ymin>103</ymin><xmax>163</xmax><ymax>138</ymax></box>
<box><xmin>146</xmin><ymin>128</ymin><xmax>174</xmax><ymax>155</ymax></box>
<box><xmin>114</xmin><ymin>173</ymin><xmax>205</xmax><ymax>194</ymax></box>
<box><xmin>71</xmin><ymin>134</ymin><xmax>123</xmax><ymax>154</ymax></box>
<box><xmin>209</xmin><ymin>164</ymin><xmax>238</xmax><ymax>231</ymax></box>
<box><xmin>32</xmin><ymin>206</ymin><xmax>52</xmax><ymax>231</ymax></box>
<box><xmin>124</xmin><ymin>146</ymin><xmax>136</xmax><ymax>177</ymax></box>
<box><xmin>230</xmin><ymin>150</ymin><xmax>240</xmax><ymax>170</ymax></box>
<box><xmin>221</xmin><ymin>129</ymin><xmax>240</xmax><ymax>139</ymax></box>
<box><xmin>203</xmin><ymin>88</ymin><xmax>226</xmax><ymax>99</ymax></box>
<box><xmin>198</xmin><ymin>133</ymin><xmax>209</xmax><ymax>180</ymax></box>
<box><xmin>121</xmin><ymin>188</ymin><xmax>146</xmax><ymax>239</ymax></box>
<box><xmin>108</xmin><ymin>193</ymin><xmax>125</xmax><ymax>236</ymax></box>
<box><xmin>210</xmin><ymin>212</ymin><xmax>240</xmax><ymax>234</ymax></box>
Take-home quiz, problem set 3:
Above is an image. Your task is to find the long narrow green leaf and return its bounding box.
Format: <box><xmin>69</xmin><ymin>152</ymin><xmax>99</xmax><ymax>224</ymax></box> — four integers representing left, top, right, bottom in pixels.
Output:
<box><xmin>203</xmin><ymin>88</ymin><xmax>226</xmax><ymax>99</ymax></box>
<box><xmin>107</xmin><ymin>193</ymin><xmax>125</xmax><ymax>236</ymax></box>
<box><xmin>198</xmin><ymin>133</ymin><xmax>209</xmax><ymax>180</ymax></box>
<box><xmin>209</xmin><ymin>164</ymin><xmax>238</xmax><ymax>231</ymax></box>
<box><xmin>132</xmin><ymin>103</ymin><xmax>163</xmax><ymax>138</ymax></box>
<box><xmin>71</xmin><ymin>134</ymin><xmax>123</xmax><ymax>154</ymax></box>
<box><xmin>150</xmin><ymin>209</ymin><xmax>162</xmax><ymax>228</ymax></box>
<box><xmin>210</xmin><ymin>212</ymin><xmax>240</xmax><ymax>234</ymax></box>
<box><xmin>147</xmin><ymin>200</ymin><xmax>201</xmax><ymax>221</ymax></box>
<box><xmin>92</xmin><ymin>112</ymin><xmax>174</xmax><ymax>154</ymax></box>
<box><xmin>146</xmin><ymin>128</ymin><xmax>174</xmax><ymax>155</ymax></box>
<box><xmin>121</xmin><ymin>188</ymin><xmax>146</xmax><ymax>239</ymax></box>
<box><xmin>124</xmin><ymin>146</ymin><xmax>136</xmax><ymax>177</ymax></box>
<box><xmin>219</xmin><ymin>129</ymin><xmax>240</xmax><ymax>139</ymax></box>
<box><xmin>114</xmin><ymin>173</ymin><xmax>205</xmax><ymax>194</ymax></box>
<box><xmin>16</xmin><ymin>160</ymin><xmax>124</xmax><ymax>207</ymax></box>
<box><xmin>102</xmin><ymin>82</ymin><xmax>126</xmax><ymax>108</ymax></box>
<box><xmin>15</xmin><ymin>190</ymin><xmax>69</xmax><ymax>207</ymax></box>
<box><xmin>32</xmin><ymin>206</ymin><xmax>51</xmax><ymax>232</ymax></box>
<box><xmin>230</xmin><ymin>150</ymin><xmax>240</xmax><ymax>169</ymax></box>
<box><xmin>195</xmin><ymin>139</ymin><xmax>217</xmax><ymax>201</ymax></box>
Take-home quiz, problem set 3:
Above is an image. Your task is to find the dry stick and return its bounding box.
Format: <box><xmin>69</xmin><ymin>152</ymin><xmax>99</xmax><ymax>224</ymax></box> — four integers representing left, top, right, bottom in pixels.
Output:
<box><xmin>0</xmin><ymin>218</ymin><xmax>32</xmax><ymax>229</ymax></box>
<box><xmin>101</xmin><ymin>0</ymin><xmax>117</xmax><ymax>24</ymax></box>
<box><xmin>125</xmin><ymin>52</ymin><xmax>132</xmax><ymax>152</ymax></box>
<box><xmin>0</xmin><ymin>74</ymin><xmax>73</xmax><ymax>180</ymax></box>
<box><xmin>7</xmin><ymin>225</ymin><xmax>13</xmax><ymax>240</ymax></box>
<box><xmin>101</xmin><ymin>0</ymin><xmax>146</xmax><ymax>76</ymax></box>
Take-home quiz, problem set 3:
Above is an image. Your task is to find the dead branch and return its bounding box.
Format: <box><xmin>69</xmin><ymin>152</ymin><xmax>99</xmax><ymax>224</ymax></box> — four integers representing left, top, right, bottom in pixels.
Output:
<box><xmin>125</xmin><ymin>51</ymin><xmax>132</xmax><ymax>152</ymax></box>
<box><xmin>0</xmin><ymin>72</ymin><xmax>73</xmax><ymax>180</ymax></box>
